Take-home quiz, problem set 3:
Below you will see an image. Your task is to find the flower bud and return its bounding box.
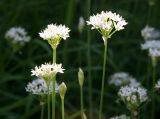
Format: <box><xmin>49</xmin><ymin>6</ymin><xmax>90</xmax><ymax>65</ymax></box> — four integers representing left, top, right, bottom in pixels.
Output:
<box><xmin>78</xmin><ymin>68</ymin><xmax>84</xmax><ymax>87</ymax></box>
<box><xmin>59</xmin><ymin>82</ymin><xmax>67</xmax><ymax>99</ymax></box>
<box><xmin>82</xmin><ymin>112</ymin><xmax>87</xmax><ymax>119</ymax></box>
<box><xmin>78</xmin><ymin>17</ymin><xmax>85</xmax><ymax>34</ymax></box>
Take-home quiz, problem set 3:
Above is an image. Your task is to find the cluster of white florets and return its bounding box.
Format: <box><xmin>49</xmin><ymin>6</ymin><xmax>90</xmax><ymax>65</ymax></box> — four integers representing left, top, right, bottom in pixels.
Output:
<box><xmin>141</xmin><ymin>25</ymin><xmax>160</xmax><ymax>40</ymax></box>
<box><xmin>5</xmin><ymin>27</ymin><xmax>31</xmax><ymax>45</ymax></box>
<box><xmin>39</xmin><ymin>24</ymin><xmax>70</xmax><ymax>40</ymax></box>
<box><xmin>25</xmin><ymin>78</ymin><xmax>59</xmax><ymax>95</ymax></box>
<box><xmin>118</xmin><ymin>86</ymin><xmax>148</xmax><ymax>111</ymax></box>
<box><xmin>109</xmin><ymin>72</ymin><xmax>140</xmax><ymax>87</ymax></box>
<box><xmin>87</xmin><ymin>11</ymin><xmax>127</xmax><ymax>38</ymax></box>
<box><xmin>110</xmin><ymin>114</ymin><xmax>129</xmax><ymax>119</ymax></box>
<box><xmin>141</xmin><ymin>40</ymin><xmax>160</xmax><ymax>57</ymax></box>
<box><xmin>31</xmin><ymin>63</ymin><xmax>65</xmax><ymax>80</ymax></box>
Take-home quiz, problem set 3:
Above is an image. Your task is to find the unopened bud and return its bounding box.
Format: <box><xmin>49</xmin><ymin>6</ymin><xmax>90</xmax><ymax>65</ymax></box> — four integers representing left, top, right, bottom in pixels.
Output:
<box><xmin>59</xmin><ymin>82</ymin><xmax>67</xmax><ymax>99</ymax></box>
<box><xmin>78</xmin><ymin>17</ymin><xmax>85</xmax><ymax>34</ymax></box>
<box><xmin>78</xmin><ymin>68</ymin><xmax>84</xmax><ymax>87</ymax></box>
<box><xmin>83</xmin><ymin>112</ymin><xmax>87</xmax><ymax>119</ymax></box>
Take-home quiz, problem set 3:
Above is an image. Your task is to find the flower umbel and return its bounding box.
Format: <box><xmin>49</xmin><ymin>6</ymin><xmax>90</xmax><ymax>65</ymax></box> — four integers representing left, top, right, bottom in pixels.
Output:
<box><xmin>5</xmin><ymin>27</ymin><xmax>31</xmax><ymax>52</ymax></box>
<box><xmin>87</xmin><ymin>11</ymin><xmax>127</xmax><ymax>40</ymax></box>
<box><xmin>25</xmin><ymin>78</ymin><xmax>59</xmax><ymax>95</ymax></box>
<box><xmin>31</xmin><ymin>63</ymin><xmax>65</xmax><ymax>80</ymax></box>
<box><xmin>109</xmin><ymin>72</ymin><xmax>140</xmax><ymax>87</ymax></box>
<box><xmin>118</xmin><ymin>86</ymin><xmax>148</xmax><ymax>112</ymax></box>
<box><xmin>141</xmin><ymin>25</ymin><xmax>160</xmax><ymax>40</ymax></box>
<box><xmin>141</xmin><ymin>40</ymin><xmax>160</xmax><ymax>57</ymax></box>
<box><xmin>39</xmin><ymin>24</ymin><xmax>70</xmax><ymax>49</ymax></box>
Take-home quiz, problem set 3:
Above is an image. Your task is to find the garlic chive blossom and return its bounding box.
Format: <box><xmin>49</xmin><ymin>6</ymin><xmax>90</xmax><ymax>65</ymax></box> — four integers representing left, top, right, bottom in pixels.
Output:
<box><xmin>25</xmin><ymin>78</ymin><xmax>59</xmax><ymax>95</ymax></box>
<box><xmin>39</xmin><ymin>24</ymin><xmax>70</xmax><ymax>49</ymax></box>
<box><xmin>141</xmin><ymin>40</ymin><xmax>160</xmax><ymax>57</ymax></box>
<box><xmin>118</xmin><ymin>86</ymin><xmax>148</xmax><ymax>112</ymax></box>
<box><xmin>87</xmin><ymin>11</ymin><xmax>127</xmax><ymax>43</ymax></box>
<box><xmin>31</xmin><ymin>63</ymin><xmax>65</xmax><ymax>81</ymax></box>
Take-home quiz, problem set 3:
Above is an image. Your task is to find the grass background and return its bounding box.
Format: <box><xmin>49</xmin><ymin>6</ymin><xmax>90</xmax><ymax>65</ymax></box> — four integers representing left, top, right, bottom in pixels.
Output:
<box><xmin>0</xmin><ymin>0</ymin><xmax>160</xmax><ymax>119</ymax></box>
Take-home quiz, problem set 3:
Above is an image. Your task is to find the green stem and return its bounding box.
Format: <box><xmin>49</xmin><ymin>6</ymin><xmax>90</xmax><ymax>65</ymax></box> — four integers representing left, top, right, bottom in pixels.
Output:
<box><xmin>99</xmin><ymin>39</ymin><xmax>108</xmax><ymax>119</ymax></box>
<box><xmin>52</xmin><ymin>49</ymin><xmax>56</xmax><ymax>119</ymax></box>
<box><xmin>61</xmin><ymin>98</ymin><xmax>65</xmax><ymax>119</ymax></box>
<box><xmin>40</xmin><ymin>104</ymin><xmax>44</xmax><ymax>119</ymax></box>
<box><xmin>86</xmin><ymin>0</ymin><xmax>92</xmax><ymax>118</ymax></box>
<box><xmin>80</xmin><ymin>86</ymin><xmax>84</xmax><ymax>119</ymax></box>
<box><xmin>48</xmin><ymin>85</ymin><xmax>50</xmax><ymax>119</ymax></box>
<box><xmin>151</xmin><ymin>57</ymin><xmax>156</xmax><ymax>119</ymax></box>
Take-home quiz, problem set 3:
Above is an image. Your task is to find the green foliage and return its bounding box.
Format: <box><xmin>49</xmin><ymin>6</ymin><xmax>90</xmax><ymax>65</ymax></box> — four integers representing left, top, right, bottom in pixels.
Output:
<box><xmin>0</xmin><ymin>0</ymin><xmax>160</xmax><ymax>119</ymax></box>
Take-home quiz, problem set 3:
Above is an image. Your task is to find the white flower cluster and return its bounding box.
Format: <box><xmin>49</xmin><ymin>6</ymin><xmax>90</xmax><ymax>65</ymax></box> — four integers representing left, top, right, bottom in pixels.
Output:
<box><xmin>5</xmin><ymin>27</ymin><xmax>31</xmax><ymax>45</ymax></box>
<box><xmin>39</xmin><ymin>24</ymin><xmax>70</xmax><ymax>40</ymax></box>
<box><xmin>155</xmin><ymin>80</ymin><xmax>160</xmax><ymax>89</ymax></box>
<box><xmin>87</xmin><ymin>11</ymin><xmax>127</xmax><ymax>33</ymax></box>
<box><xmin>109</xmin><ymin>72</ymin><xmax>140</xmax><ymax>87</ymax></box>
<box><xmin>110</xmin><ymin>114</ymin><xmax>130</xmax><ymax>119</ymax></box>
<box><xmin>25</xmin><ymin>78</ymin><xmax>59</xmax><ymax>95</ymax></box>
<box><xmin>141</xmin><ymin>40</ymin><xmax>160</xmax><ymax>57</ymax></box>
<box><xmin>141</xmin><ymin>25</ymin><xmax>160</xmax><ymax>40</ymax></box>
<box><xmin>118</xmin><ymin>86</ymin><xmax>148</xmax><ymax>111</ymax></box>
<box><xmin>31</xmin><ymin>63</ymin><xmax>65</xmax><ymax>80</ymax></box>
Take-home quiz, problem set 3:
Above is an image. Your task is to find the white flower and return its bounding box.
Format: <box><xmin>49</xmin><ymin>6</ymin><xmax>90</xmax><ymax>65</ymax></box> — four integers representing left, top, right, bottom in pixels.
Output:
<box><xmin>118</xmin><ymin>86</ymin><xmax>148</xmax><ymax>111</ymax></box>
<box><xmin>155</xmin><ymin>80</ymin><xmax>160</xmax><ymax>89</ymax></box>
<box><xmin>39</xmin><ymin>24</ymin><xmax>70</xmax><ymax>49</ymax></box>
<box><xmin>25</xmin><ymin>78</ymin><xmax>59</xmax><ymax>95</ymax></box>
<box><xmin>87</xmin><ymin>11</ymin><xmax>127</xmax><ymax>38</ymax></box>
<box><xmin>31</xmin><ymin>63</ymin><xmax>65</xmax><ymax>80</ymax></box>
<box><xmin>110</xmin><ymin>114</ymin><xmax>130</xmax><ymax>119</ymax></box>
<box><xmin>109</xmin><ymin>72</ymin><xmax>140</xmax><ymax>87</ymax></box>
<box><xmin>39</xmin><ymin>24</ymin><xmax>70</xmax><ymax>40</ymax></box>
<box><xmin>141</xmin><ymin>25</ymin><xmax>160</xmax><ymax>40</ymax></box>
<box><xmin>141</xmin><ymin>40</ymin><xmax>160</xmax><ymax>57</ymax></box>
<box><xmin>78</xmin><ymin>17</ymin><xmax>85</xmax><ymax>33</ymax></box>
<box><xmin>5</xmin><ymin>27</ymin><xmax>30</xmax><ymax>45</ymax></box>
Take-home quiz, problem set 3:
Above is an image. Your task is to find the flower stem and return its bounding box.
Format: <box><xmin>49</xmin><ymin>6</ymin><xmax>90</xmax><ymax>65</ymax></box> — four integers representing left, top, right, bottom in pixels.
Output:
<box><xmin>52</xmin><ymin>48</ymin><xmax>56</xmax><ymax>119</ymax></box>
<box><xmin>40</xmin><ymin>104</ymin><xmax>44</xmax><ymax>119</ymax></box>
<box><xmin>151</xmin><ymin>57</ymin><xmax>156</xmax><ymax>119</ymax></box>
<box><xmin>99</xmin><ymin>38</ymin><xmax>108</xmax><ymax>119</ymax></box>
<box><xmin>61</xmin><ymin>97</ymin><xmax>65</xmax><ymax>119</ymax></box>
<box><xmin>86</xmin><ymin>0</ymin><xmax>92</xmax><ymax>118</ymax></box>
<box><xmin>48</xmin><ymin>85</ymin><xmax>50</xmax><ymax>119</ymax></box>
<box><xmin>80</xmin><ymin>86</ymin><xmax>84</xmax><ymax>119</ymax></box>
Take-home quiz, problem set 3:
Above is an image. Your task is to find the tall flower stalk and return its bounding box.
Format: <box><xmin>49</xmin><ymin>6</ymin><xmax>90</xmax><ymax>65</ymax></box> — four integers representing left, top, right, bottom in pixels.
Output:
<box><xmin>87</xmin><ymin>11</ymin><xmax>127</xmax><ymax>119</ymax></box>
<box><xmin>52</xmin><ymin>48</ymin><xmax>56</xmax><ymax>119</ymax></box>
<box><xmin>39</xmin><ymin>24</ymin><xmax>70</xmax><ymax>119</ymax></box>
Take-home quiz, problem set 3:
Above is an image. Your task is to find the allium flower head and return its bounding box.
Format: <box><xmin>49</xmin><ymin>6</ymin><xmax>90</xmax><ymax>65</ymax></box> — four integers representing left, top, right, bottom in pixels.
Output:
<box><xmin>25</xmin><ymin>78</ymin><xmax>59</xmax><ymax>95</ymax></box>
<box><xmin>109</xmin><ymin>72</ymin><xmax>140</xmax><ymax>87</ymax></box>
<box><xmin>31</xmin><ymin>63</ymin><xmax>65</xmax><ymax>80</ymax></box>
<box><xmin>39</xmin><ymin>24</ymin><xmax>70</xmax><ymax>49</ymax></box>
<box><xmin>141</xmin><ymin>40</ymin><xmax>160</xmax><ymax>57</ymax></box>
<box><xmin>141</xmin><ymin>25</ymin><xmax>160</xmax><ymax>40</ymax></box>
<box><xmin>5</xmin><ymin>27</ymin><xmax>31</xmax><ymax>52</ymax></box>
<box><xmin>118</xmin><ymin>86</ymin><xmax>148</xmax><ymax>111</ymax></box>
<box><xmin>87</xmin><ymin>11</ymin><xmax>127</xmax><ymax>40</ymax></box>
<box><xmin>110</xmin><ymin>114</ymin><xmax>130</xmax><ymax>119</ymax></box>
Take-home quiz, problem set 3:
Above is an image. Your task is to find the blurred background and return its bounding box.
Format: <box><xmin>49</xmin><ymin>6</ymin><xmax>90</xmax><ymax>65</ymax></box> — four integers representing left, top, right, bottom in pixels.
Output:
<box><xmin>0</xmin><ymin>0</ymin><xmax>160</xmax><ymax>119</ymax></box>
